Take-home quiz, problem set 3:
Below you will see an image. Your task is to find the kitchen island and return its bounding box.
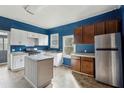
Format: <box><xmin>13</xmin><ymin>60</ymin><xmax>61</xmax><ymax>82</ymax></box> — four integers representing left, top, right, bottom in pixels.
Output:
<box><xmin>24</xmin><ymin>54</ymin><xmax>54</xmax><ymax>88</ymax></box>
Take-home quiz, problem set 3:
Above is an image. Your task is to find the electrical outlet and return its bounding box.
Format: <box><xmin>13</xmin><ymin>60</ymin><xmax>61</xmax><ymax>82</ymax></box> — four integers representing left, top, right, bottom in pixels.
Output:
<box><xmin>12</xmin><ymin>49</ymin><xmax>15</xmax><ymax>52</ymax></box>
<box><xmin>84</xmin><ymin>49</ymin><xmax>87</xmax><ymax>53</ymax></box>
<box><xmin>19</xmin><ymin>48</ymin><xmax>22</xmax><ymax>51</ymax></box>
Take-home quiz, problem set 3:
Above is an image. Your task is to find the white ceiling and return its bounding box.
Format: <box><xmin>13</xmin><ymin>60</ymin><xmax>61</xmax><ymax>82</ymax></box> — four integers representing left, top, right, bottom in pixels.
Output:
<box><xmin>0</xmin><ymin>5</ymin><xmax>120</xmax><ymax>29</ymax></box>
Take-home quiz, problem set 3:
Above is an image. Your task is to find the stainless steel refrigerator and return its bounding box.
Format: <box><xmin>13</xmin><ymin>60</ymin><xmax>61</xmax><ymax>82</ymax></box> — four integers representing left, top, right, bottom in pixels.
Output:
<box><xmin>95</xmin><ymin>33</ymin><xmax>123</xmax><ymax>87</ymax></box>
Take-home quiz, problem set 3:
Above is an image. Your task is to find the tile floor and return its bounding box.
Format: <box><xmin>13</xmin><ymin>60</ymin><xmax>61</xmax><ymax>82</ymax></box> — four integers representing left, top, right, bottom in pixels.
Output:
<box><xmin>0</xmin><ymin>65</ymin><xmax>112</xmax><ymax>88</ymax></box>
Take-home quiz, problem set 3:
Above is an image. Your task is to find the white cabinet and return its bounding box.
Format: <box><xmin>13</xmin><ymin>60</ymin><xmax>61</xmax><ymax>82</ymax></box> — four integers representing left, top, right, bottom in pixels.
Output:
<box><xmin>10</xmin><ymin>53</ymin><xmax>28</xmax><ymax>71</ymax></box>
<box><xmin>10</xmin><ymin>28</ymin><xmax>48</xmax><ymax>46</ymax></box>
<box><xmin>27</xmin><ymin>32</ymin><xmax>40</xmax><ymax>38</ymax></box>
<box><xmin>27</xmin><ymin>32</ymin><xmax>48</xmax><ymax>46</ymax></box>
<box><xmin>10</xmin><ymin>28</ymin><xmax>28</xmax><ymax>45</ymax></box>
<box><xmin>38</xmin><ymin>34</ymin><xmax>48</xmax><ymax>46</ymax></box>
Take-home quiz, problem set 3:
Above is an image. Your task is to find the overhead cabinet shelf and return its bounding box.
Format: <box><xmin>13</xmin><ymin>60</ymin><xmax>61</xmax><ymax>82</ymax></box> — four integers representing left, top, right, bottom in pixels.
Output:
<box><xmin>10</xmin><ymin>28</ymin><xmax>48</xmax><ymax>46</ymax></box>
<box><xmin>74</xmin><ymin>19</ymin><xmax>120</xmax><ymax>44</ymax></box>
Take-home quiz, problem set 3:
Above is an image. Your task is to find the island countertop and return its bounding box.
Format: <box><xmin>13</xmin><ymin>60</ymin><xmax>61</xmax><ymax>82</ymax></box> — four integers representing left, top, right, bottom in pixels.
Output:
<box><xmin>25</xmin><ymin>54</ymin><xmax>54</xmax><ymax>62</ymax></box>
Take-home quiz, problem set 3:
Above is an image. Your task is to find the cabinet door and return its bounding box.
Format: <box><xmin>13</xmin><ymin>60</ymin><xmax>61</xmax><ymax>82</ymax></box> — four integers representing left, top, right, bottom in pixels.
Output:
<box><xmin>105</xmin><ymin>20</ymin><xmax>120</xmax><ymax>34</ymax></box>
<box><xmin>74</xmin><ymin>27</ymin><xmax>83</xmax><ymax>44</ymax></box>
<box><xmin>10</xmin><ymin>28</ymin><xmax>21</xmax><ymax>45</ymax></box>
<box><xmin>38</xmin><ymin>35</ymin><xmax>48</xmax><ymax>46</ymax></box>
<box><xmin>13</xmin><ymin>55</ymin><xmax>20</xmax><ymax>69</ymax></box>
<box><xmin>71</xmin><ymin>57</ymin><xmax>81</xmax><ymax>72</ymax></box>
<box><xmin>81</xmin><ymin>57</ymin><xmax>94</xmax><ymax>76</ymax></box>
<box><xmin>13</xmin><ymin>55</ymin><xmax>25</xmax><ymax>69</ymax></box>
<box><xmin>20</xmin><ymin>31</ymin><xmax>28</xmax><ymax>45</ymax></box>
<box><xmin>82</xmin><ymin>24</ymin><xmax>94</xmax><ymax>44</ymax></box>
<box><xmin>94</xmin><ymin>22</ymin><xmax>106</xmax><ymax>35</ymax></box>
<box><xmin>10</xmin><ymin>28</ymin><xmax>28</xmax><ymax>45</ymax></box>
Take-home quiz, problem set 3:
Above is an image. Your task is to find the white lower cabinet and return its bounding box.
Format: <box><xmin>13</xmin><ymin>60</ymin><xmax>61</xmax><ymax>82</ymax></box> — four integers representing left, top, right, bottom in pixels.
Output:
<box><xmin>10</xmin><ymin>53</ymin><xmax>28</xmax><ymax>71</ymax></box>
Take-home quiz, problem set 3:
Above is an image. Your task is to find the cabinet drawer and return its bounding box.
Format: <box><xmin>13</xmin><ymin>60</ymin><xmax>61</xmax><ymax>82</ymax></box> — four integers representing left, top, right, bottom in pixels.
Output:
<box><xmin>81</xmin><ymin>57</ymin><xmax>94</xmax><ymax>62</ymax></box>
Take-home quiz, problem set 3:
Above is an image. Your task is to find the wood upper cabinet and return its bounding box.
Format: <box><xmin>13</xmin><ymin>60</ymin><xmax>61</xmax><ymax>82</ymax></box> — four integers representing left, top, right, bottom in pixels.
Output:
<box><xmin>74</xmin><ymin>27</ymin><xmax>83</xmax><ymax>44</ymax></box>
<box><xmin>94</xmin><ymin>19</ymin><xmax>120</xmax><ymax>35</ymax></box>
<box><xmin>105</xmin><ymin>19</ymin><xmax>120</xmax><ymax>34</ymax></box>
<box><xmin>71</xmin><ymin>56</ymin><xmax>81</xmax><ymax>72</ymax></box>
<box><xmin>94</xmin><ymin>21</ymin><xmax>106</xmax><ymax>35</ymax></box>
<box><xmin>74</xmin><ymin>19</ymin><xmax>120</xmax><ymax>44</ymax></box>
<box><xmin>81</xmin><ymin>57</ymin><xmax>95</xmax><ymax>77</ymax></box>
<box><xmin>82</xmin><ymin>24</ymin><xmax>94</xmax><ymax>44</ymax></box>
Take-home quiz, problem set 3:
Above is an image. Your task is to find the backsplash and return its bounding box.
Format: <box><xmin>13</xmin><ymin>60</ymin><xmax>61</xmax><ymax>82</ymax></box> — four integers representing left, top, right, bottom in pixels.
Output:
<box><xmin>10</xmin><ymin>45</ymin><xmax>48</xmax><ymax>52</ymax></box>
<box><xmin>76</xmin><ymin>44</ymin><xmax>95</xmax><ymax>53</ymax></box>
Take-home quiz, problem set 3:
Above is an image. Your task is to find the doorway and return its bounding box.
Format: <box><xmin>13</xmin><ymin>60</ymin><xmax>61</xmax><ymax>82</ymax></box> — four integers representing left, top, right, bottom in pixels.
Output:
<box><xmin>0</xmin><ymin>31</ymin><xmax>8</xmax><ymax>64</ymax></box>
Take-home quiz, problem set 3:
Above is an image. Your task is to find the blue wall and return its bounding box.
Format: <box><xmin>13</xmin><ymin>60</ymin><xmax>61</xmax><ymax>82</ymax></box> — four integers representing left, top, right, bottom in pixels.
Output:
<box><xmin>48</xmin><ymin>9</ymin><xmax>122</xmax><ymax>53</ymax></box>
<box><xmin>76</xmin><ymin>44</ymin><xmax>95</xmax><ymax>53</ymax></box>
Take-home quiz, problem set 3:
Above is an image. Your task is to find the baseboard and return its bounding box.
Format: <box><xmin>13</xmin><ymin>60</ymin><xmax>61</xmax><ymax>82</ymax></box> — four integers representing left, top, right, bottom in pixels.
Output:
<box><xmin>11</xmin><ymin>67</ymin><xmax>24</xmax><ymax>71</ymax></box>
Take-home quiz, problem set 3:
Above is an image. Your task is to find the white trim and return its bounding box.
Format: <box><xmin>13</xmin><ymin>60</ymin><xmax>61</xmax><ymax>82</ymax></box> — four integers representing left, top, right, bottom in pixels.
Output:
<box><xmin>10</xmin><ymin>67</ymin><xmax>24</xmax><ymax>71</ymax></box>
<box><xmin>63</xmin><ymin>35</ymin><xmax>75</xmax><ymax>58</ymax></box>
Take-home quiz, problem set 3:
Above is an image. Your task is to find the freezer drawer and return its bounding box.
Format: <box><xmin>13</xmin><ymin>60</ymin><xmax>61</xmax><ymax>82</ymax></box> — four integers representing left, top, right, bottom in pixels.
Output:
<box><xmin>95</xmin><ymin>50</ymin><xmax>123</xmax><ymax>87</ymax></box>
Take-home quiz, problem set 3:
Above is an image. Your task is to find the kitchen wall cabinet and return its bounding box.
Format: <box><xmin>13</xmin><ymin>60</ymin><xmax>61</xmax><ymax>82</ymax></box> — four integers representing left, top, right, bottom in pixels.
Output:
<box><xmin>74</xmin><ymin>19</ymin><xmax>120</xmax><ymax>44</ymax></box>
<box><xmin>10</xmin><ymin>28</ymin><xmax>28</xmax><ymax>45</ymax></box>
<box><xmin>71</xmin><ymin>56</ymin><xmax>81</xmax><ymax>72</ymax></box>
<box><xmin>10</xmin><ymin>28</ymin><xmax>48</xmax><ymax>46</ymax></box>
<box><xmin>82</xmin><ymin>24</ymin><xmax>94</xmax><ymax>44</ymax></box>
<box><xmin>81</xmin><ymin>57</ymin><xmax>94</xmax><ymax>77</ymax></box>
<box><xmin>27</xmin><ymin>32</ymin><xmax>40</xmax><ymax>38</ymax></box>
<box><xmin>105</xmin><ymin>19</ymin><xmax>120</xmax><ymax>34</ymax></box>
<box><xmin>95</xmin><ymin>19</ymin><xmax>120</xmax><ymax>35</ymax></box>
<box><xmin>74</xmin><ymin>25</ymin><xmax>94</xmax><ymax>44</ymax></box>
<box><xmin>38</xmin><ymin>34</ymin><xmax>48</xmax><ymax>46</ymax></box>
<box><xmin>71</xmin><ymin>56</ymin><xmax>95</xmax><ymax>77</ymax></box>
<box><xmin>74</xmin><ymin>27</ymin><xmax>83</xmax><ymax>44</ymax></box>
<box><xmin>94</xmin><ymin>21</ymin><xmax>106</xmax><ymax>35</ymax></box>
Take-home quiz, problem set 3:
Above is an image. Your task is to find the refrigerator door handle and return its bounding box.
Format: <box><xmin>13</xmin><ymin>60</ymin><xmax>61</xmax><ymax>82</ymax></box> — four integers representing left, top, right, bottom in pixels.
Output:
<box><xmin>96</xmin><ymin>48</ymin><xmax>118</xmax><ymax>51</ymax></box>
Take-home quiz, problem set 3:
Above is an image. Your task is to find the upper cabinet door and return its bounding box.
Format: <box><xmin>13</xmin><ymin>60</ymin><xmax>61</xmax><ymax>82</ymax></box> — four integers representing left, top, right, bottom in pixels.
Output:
<box><xmin>38</xmin><ymin>34</ymin><xmax>48</xmax><ymax>46</ymax></box>
<box><xmin>94</xmin><ymin>21</ymin><xmax>106</xmax><ymax>35</ymax></box>
<box><xmin>10</xmin><ymin>28</ymin><xmax>28</xmax><ymax>45</ymax></box>
<box><xmin>74</xmin><ymin>27</ymin><xmax>83</xmax><ymax>44</ymax></box>
<box><xmin>82</xmin><ymin>24</ymin><xmax>94</xmax><ymax>44</ymax></box>
<box><xmin>105</xmin><ymin>19</ymin><xmax>120</xmax><ymax>34</ymax></box>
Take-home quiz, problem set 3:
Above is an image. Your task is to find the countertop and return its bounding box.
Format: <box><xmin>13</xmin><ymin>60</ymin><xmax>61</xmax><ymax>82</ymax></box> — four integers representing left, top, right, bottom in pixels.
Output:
<box><xmin>25</xmin><ymin>54</ymin><xmax>54</xmax><ymax>62</ymax></box>
<box><xmin>11</xmin><ymin>52</ymin><xmax>28</xmax><ymax>56</ymax></box>
<box><xmin>71</xmin><ymin>53</ymin><xmax>95</xmax><ymax>58</ymax></box>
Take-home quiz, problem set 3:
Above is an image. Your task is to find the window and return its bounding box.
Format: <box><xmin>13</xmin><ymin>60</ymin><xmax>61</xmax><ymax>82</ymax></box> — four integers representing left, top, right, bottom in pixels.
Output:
<box><xmin>50</xmin><ymin>33</ymin><xmax>59</xmax><ymax>48</ymax></box>
<box><xmin>63</xmin><ymin>35</ymin><xmax>74</xmax><ymax>56</ymax></box>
